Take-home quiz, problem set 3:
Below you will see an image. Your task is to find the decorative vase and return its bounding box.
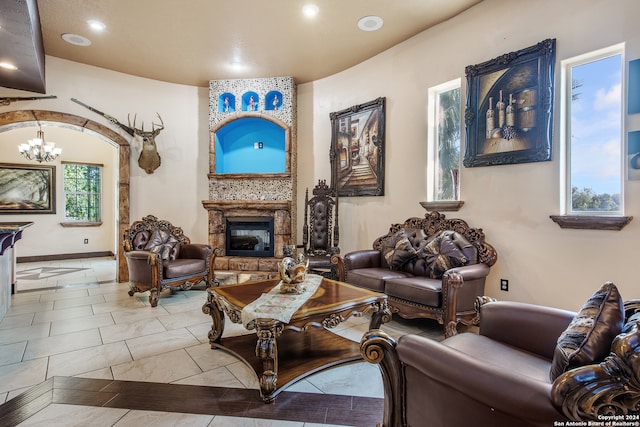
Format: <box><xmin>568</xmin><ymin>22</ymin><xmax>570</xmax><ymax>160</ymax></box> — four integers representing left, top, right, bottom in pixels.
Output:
<box><xmin>278</xmin><ymin>254</ymin><xmax>309</xmax><ymax>294</ymax></box>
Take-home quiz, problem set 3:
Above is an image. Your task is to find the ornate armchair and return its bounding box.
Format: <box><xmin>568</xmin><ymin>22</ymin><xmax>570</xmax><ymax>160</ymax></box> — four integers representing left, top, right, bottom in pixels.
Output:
<box><xmin>361</xmin><ymin>282</ymin><xmax>640</xmax><ymax>427</ymax></box>
<box><xmin>299</xmin><ymin>179</ymin><xmax>340</xmax><ymax>278</ymax></box>
<box><xmin>123</xmin><ymin>215</ymin><xmax>216</xmax><ymax>307</ymax></box>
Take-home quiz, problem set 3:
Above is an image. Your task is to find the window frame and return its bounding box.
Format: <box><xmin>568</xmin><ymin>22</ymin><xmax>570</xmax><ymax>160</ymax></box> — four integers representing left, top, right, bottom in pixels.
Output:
<box><xmin>62</xmin><ymin>161</ymin><xmax>103</xmax><ymax>224</ymax></box>
<box><xmin>559</xmin><ymin>43</ymin><xmax>626</xmax><ymax>217</ymax></box>
<box><xmin>427</xmin><ymin>78</ymin><xmax>462</xmax><ymax>203</ymax></box>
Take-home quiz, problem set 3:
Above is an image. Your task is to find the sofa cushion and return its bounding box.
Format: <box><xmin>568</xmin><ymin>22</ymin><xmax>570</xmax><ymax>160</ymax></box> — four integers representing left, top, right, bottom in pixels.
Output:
<box><xmin>163</xmin><ymin>258</ymin><xmax>206</xmax><ymax>279</ymax></box>
<box><xmin>549</xmin><ymin>282</ymin><xmax>624</xmax><ymax>381</ymax></box>
<box><xmin>385</xmin><ymin>276</ymin><xmax>442</xmax><ymax>307</ymax></box>
<box><xmin>442</xmin><ymin>333</ymin><xmax>553</xmax><ymax>384</ymax></box>
<box><xmin>418</xmin><ymin>230</ymin><xmax>469</xmax><ymax>279</ymax></box>
<box><xmin>144</xmin><ymin>229</ymin><xmax>180</xmax><ymax>260</ymax></box>
<box><xmin>382</xmin><ymin>229</ymin><xmax>418</xmax><ymax>270</ymax></box>
<box><xmin>347</xmin><ymin>268</ymin><xmax>413</xmax><ymax>292</ymax></box>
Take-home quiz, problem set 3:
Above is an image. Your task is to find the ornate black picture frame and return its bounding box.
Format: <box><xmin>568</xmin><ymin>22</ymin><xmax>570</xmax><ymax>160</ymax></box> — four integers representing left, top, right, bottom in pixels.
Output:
<box><xmin>0</xmin><ymin>163</ymin><xmax>56</xmax><ymax>214</ymax></box>
<box><xmin>330</xmin><ymin>97</ymin><xmax>385</xmax><ymax>197</ymax></box>
<box><xmin>463</xmin><ymin>38</ymin><xmax>556</xmax><ymax>167</ymax></box>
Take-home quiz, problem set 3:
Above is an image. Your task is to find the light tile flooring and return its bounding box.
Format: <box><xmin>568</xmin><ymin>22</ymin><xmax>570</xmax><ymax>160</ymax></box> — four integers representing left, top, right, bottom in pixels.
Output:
<box><xmin>2</xmin><ymin>258</ymin><xmax>444</xmax><ymax>426</ymax></box>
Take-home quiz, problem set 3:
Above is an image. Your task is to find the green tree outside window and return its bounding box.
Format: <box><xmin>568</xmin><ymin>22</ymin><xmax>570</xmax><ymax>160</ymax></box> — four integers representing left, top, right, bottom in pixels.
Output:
<box><xmin>64</xmin><ymin>163</ymin><xmax>101</xmax><ymax>222</ymax></box>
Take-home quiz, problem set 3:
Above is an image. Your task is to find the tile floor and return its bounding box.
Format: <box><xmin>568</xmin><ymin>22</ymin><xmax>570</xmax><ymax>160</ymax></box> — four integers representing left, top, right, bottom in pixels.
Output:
<box><xmin>1</xmin><ymin>257</ymin><xmax>445</xmax><ymax>426</ymax></box>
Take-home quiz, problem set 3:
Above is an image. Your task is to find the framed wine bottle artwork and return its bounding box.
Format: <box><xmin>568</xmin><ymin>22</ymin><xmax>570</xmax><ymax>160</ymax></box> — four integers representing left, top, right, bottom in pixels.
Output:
<box><xmin>463</xmin><ymin>39</ymin><xmax>556</xmax><ymax>167</ymax></box>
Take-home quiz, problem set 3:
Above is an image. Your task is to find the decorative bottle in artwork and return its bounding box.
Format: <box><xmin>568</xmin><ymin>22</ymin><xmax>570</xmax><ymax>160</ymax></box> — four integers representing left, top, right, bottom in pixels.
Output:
<box><xmin>506</xmin><ymin>93</ymin><xmax>516</xmax><ymax>127</ymax></box>
<box><xmin>496</xmin><ymin>90</ymin><xmax>506</xmax><ymax>128</ymax></box>
<box><xmin>485</xmin><ymin>97</ymin><xmax>495</xmax><ymax>139</ymax></box>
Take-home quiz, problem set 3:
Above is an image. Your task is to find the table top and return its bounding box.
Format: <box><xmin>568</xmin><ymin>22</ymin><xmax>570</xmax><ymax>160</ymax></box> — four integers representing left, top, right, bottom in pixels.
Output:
<box><xmin>210</xmin><ymin>276</ymin><xmax>385</xmax><ymax>322</ymax></box>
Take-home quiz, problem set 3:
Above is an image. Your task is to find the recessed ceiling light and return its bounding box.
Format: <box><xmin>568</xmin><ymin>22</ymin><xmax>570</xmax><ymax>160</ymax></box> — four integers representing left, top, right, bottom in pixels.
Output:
<box><xmin>62</xmin><ymin>33</ymin><xmax>92</xmax><ymax>46</ymax></box>
<box><xmin>87</xmin><ymin>20</ymin><xmax>106</xmax><ymax>31</ymax></box>
<box><xmin>358</xmin><ymin>15</ymin><xmax>383</xmax><ymax>31</ymax></box>
<box><xmin>302</xmin><ymin>4</ymin><xmax>319</xmax><ymax>18</ymax></box>
<box><xmin>0</xmin><ymin>62</ymin><xmax>17</xmax><ymax>70</ymax></box>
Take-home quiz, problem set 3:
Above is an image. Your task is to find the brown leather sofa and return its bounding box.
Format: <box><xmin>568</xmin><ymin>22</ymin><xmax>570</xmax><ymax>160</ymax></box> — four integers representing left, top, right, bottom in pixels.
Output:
<box><xmin>333</xmin><ymin>211</ymin><xmax>497</xmax><ymax>337</ymax></box>
<box><xmin>360</xmin><ymin>282</ymin><xmax>640</xmax><ymax>427</ymax></box>
<box><xmin>123</xmin><ymin>215</ymin><xmax>216</xmax><ymax>307</ymax></box>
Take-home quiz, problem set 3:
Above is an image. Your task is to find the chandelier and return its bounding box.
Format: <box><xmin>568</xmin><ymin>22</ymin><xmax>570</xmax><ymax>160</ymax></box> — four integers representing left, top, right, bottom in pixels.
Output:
<box><xmin>18</xmin><ymin>127</ymin><xmax>62</xmax><ymax>163</ymax></box>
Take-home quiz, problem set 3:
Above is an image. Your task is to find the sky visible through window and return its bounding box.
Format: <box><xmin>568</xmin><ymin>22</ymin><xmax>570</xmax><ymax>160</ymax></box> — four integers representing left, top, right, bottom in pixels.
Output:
<box><xmin>570</xmin><ymin>54</ymin><xmax>622</xmax><ymax>196</ymax></box>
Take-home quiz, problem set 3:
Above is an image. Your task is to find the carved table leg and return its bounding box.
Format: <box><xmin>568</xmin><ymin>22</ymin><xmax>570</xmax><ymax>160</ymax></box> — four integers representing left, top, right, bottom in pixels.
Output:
<box><xmin>255</xmin><ymin>319</ymin><xmax>283</xmax><ymax>403</ymax></box>
<box><xmin>202</xmin><ymin>291</ymin><xmax>225</xmax><ymax>345</ymax></box>
<box><xmin>149</xmin><ymin>288</ymin><xmax>159</xmax><ymax>307</ymax></box>
<box><xmin>369</xmin><ymin>299</ymin><xmax>392</xmax><ymax>329</ymax></box>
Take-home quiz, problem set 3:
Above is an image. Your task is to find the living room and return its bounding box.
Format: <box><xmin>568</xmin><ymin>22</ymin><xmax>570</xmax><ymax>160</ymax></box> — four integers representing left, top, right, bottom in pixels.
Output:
<box><xmin>0</xmin><ymin>0</ymin><xmax>639</xmax><ymax>424</ymax></box>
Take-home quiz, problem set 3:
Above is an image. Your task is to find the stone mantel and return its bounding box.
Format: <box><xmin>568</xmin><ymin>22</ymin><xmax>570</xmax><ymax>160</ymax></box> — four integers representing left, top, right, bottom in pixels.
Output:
<box><xmin>202</xmin><ymin>200</ymin><xmax>291</xmax><ymax>211</ymax></box>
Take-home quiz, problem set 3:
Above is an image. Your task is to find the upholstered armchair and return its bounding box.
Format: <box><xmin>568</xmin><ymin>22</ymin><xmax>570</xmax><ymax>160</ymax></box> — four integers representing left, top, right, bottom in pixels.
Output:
<box><xmin>361</xmin><ymin>282</ymin><xmax>640</xmax><ymax>427</ymax></box>
<box><xmin>299</xmin><ymin>179</ymin><xmax>340</xmax><ymax>278</ymax></box>
<box><xmin>123</xmin><ymin>215</ymin><xmax>216</xmax><ymax>307</ymax></box>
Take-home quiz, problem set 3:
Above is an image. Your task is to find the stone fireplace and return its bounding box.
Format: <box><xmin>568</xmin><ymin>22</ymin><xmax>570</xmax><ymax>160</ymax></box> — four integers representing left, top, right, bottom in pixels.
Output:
<box><xmin>203</xmin><ymin>77</ymin><xmax>297</xmax><ymax>279</ymax></box>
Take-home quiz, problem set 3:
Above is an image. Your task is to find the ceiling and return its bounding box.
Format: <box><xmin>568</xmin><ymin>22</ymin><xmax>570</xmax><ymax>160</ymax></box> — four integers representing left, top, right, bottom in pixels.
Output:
<box><xmin>1</xmin><ymin>0</ymin><xmax>481</xmax><ymax>93</ymax></box>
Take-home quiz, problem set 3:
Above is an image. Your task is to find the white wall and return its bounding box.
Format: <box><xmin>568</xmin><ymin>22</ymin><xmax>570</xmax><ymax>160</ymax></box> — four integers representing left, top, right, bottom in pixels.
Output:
<box><xmin>0</xmin><ymin>56</ymin><xmax>211</xmax><ymax>257</ymax></box>
<box><xmin>297</xmin><ymin>0</ymin><xmax>640</xmax><ymax>310</ymax></box>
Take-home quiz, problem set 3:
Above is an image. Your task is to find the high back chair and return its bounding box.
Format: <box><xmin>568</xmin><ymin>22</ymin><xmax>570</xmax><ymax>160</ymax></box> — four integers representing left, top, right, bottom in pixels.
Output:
<box><xmin>300</xmin><ymin>179</ymin><xmax>340</xmax><ymax>279</ymax></box>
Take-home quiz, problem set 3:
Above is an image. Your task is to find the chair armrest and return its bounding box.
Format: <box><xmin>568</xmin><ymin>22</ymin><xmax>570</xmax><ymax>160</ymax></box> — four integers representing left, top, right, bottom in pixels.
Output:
<box><xmin>362</xmin><ymin>330</ymin><xmax>563</xmax><ymax>425</ymax></box>
<box><xmin>124</xmin><ymin>250</ymin><xmax>157</xmax><ymax>263</ymax></box>
<box><xmin>447</xmin><ymin>262</ymin><xmax>489</xmax><ymax>281</ymax></box>
<box><xmin>124</xmin><ymin>250</ymin><xmax>161</xmax><ymax>283</ymax></box>
<box><xmin>344</xmin><ymin>250</ymin><xmax>381</xmax><ymax>270</ymax></box>
<box><xmin>551</xmin><ymin>321</ymin><xmax>640</xmax><ymax>421</ymax></box>
<box><xmin>179</xmin><ymin>243</ymin><xmax>212</xmax><ymax>260</ymax></box>
<box><xmin>480</xmin><ymin>301</ymin><xmax>575</xmax><ymax>359</ymax></box>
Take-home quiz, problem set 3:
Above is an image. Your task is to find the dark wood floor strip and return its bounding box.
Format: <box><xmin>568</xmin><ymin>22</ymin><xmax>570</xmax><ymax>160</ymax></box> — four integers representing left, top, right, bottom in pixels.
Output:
<box><xmin>0</xmin><ymin>377</ymin><xmax>384</xmax><ymax>426</ymax></box>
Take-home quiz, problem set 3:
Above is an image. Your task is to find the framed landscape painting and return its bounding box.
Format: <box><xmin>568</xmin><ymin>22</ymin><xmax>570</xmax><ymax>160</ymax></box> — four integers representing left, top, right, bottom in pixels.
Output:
<box><xmin>463</xmin><ymin>38</ymin><xmax>556</xmax><ymax>167</ymax></box>
<box><xmin>330</xmin><ymin>97</ymin><xmax>386</xmax><ymax>197</ymax></box>
<box><xmin>0</xmin><ymin>163</ymin><xmax>56</xmax><ymax>214</ymax></box>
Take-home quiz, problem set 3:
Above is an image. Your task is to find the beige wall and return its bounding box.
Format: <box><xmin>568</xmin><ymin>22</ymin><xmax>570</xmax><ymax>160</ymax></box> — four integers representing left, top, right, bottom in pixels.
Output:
<box><xmin>1</xmin><ymin>0</ymin><xmax>638</xmax><ymax>311</ymax></box>
<box><xmin>297</xmin><ymin>0</ymin><xmax>640</xmax><ymax>310</ymax></box>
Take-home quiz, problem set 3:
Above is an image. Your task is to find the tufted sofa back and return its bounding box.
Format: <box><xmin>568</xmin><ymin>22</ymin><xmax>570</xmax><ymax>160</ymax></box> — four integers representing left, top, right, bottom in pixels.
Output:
<box><xmin>372</xmin><ymin>211</ymin><xmax>497</xmax><ymax>277</ymax></box>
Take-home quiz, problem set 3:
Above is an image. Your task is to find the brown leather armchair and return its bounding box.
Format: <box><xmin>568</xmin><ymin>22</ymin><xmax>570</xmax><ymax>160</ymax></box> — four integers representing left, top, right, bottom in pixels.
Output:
<box><xmin>123</xmin><ymin>215</ymin><xmax>216</xmax><ymax>307</ymax></box>
<box><xmin>361</xmin><ymin>289</ymin><xmax>640</xmax><ymax>427</ymax></box>
<box><xmin>299</xmin><ymin>179</ymin><xmax>340</xmax><ymax>278</ymax></box>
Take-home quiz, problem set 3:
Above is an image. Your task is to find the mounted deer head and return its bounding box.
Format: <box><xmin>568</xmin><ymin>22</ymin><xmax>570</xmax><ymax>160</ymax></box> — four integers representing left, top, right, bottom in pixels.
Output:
<box><xmin>127</xmin><ymin>113</ymin><xmax>164</xmax><ymax>174</ymax></box>
<box><xmin>69</xmin><ymin>99</ymin><xmax>165</xmax><ymax>175</ymax></box>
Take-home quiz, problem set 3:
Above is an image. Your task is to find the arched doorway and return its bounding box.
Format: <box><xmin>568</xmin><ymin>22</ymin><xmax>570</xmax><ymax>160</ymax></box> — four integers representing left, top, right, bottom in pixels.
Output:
<box><xmin>0</xmin><ymin>110</ymin><xmax>131</xmax><ymax>282</ymax></box>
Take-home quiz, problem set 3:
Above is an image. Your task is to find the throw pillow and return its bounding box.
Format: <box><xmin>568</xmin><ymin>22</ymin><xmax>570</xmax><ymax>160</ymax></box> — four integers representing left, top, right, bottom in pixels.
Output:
<box><xmin>549</xmin><ymin>281</ymin><xmax>624</xmax><ymax>381</ymax></box>
<box><xmin>144</xmin><ymin>229</ymin><xmax>180</xmax><ymax>260</ymax></box>
<box><xmin>418</xmin><ymin>230</ymin><xmax>469</xmax><ymax>279</ymax></box>
<box><xmin>382</xmin><ymin>229</ymin><xmax>418</xmax><ymax>270</ymax></box>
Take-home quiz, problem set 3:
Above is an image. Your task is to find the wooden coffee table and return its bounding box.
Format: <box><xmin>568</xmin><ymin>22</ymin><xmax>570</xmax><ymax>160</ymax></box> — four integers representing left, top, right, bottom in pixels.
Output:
<box><xmin>202</xmin><ymin>276</ymin><xmax>390</xmax><ymax>403</ymax></box>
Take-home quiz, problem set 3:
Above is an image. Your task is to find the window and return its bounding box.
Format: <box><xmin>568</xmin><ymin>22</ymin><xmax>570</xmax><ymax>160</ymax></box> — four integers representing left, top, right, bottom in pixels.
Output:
<box><xmin>428</xmin><ymin>79</ymin><xmax>461</xmax><ymax>201</ymax></box>
<box><xmin>561</xmin><ymin>44</ymin><xmax>624</xmax><ymax>215</ymax></box>
<box><xmin>63</xmin><ymin>162</ymin><xmax>102</xmax><ymax>223</ymax></box>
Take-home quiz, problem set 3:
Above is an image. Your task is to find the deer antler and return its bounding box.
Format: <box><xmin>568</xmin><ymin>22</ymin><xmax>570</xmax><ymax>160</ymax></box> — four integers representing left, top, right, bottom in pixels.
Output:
<box><xmin>152</xmin><ymin>113</ymin><xmax>164</xmax><ymax>134</ymax></box>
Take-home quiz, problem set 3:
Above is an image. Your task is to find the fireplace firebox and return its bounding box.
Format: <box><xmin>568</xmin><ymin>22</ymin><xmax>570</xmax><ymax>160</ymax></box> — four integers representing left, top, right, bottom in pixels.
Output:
<box><xmin>226</xmin><ymin>217</ymin><xmax>274</xmax><ymax>257</ymax></box>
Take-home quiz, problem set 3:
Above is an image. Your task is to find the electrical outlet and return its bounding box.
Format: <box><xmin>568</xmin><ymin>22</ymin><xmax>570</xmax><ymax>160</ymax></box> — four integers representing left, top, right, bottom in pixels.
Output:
<box><xmin>500</xmin><ymin>279</ymin><xmax>509</xmax><ymax>291</ymax></box>
<box><xmin>84</xmin><ymin>238</ymin><xmax>89</xmax><ymax>244</ymax></box>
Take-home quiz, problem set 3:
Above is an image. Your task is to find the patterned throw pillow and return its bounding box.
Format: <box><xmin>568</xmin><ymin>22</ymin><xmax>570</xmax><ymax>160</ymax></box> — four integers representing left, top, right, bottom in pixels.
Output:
<box><xmin>144</xmin><ymin>229</ymin><xmax>180</xmax><ymax>260</ymax></box>
<box><xmin>549</xmin><ymin>281</ymin><xmax>624</xmax><ymax>381</ymax></box>
<box><xmin>382</xmin><ymin>229</ymin><xmax>418</xmax><ymax>270</ymax></box>
<box><xmin>418</xmin><ymin>230</ymin><xmax>469</xmax><ymax>279</ymax></box>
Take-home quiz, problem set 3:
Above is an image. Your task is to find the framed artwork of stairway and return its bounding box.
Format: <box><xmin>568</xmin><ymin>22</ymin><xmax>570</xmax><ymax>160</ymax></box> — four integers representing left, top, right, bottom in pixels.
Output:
<box><xmin>330</xmin><ymin>97</ymin><xmax>386</xmax><ymax>197</ymax></box>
